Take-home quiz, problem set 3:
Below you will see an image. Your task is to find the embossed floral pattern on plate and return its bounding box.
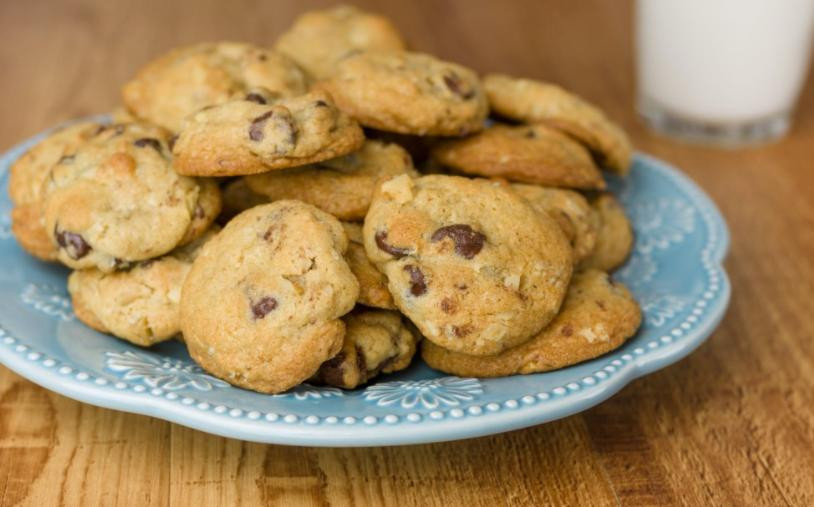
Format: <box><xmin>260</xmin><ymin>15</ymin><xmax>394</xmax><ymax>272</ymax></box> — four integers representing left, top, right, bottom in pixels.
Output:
<box><xmin>0</xmin><ymin>125</ymin><xmax>730</xmax><ymax>446</ymax></box>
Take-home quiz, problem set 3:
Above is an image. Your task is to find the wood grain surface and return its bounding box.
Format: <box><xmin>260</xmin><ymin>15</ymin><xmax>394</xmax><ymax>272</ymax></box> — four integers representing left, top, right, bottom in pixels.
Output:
<box><xmin>1</xmin><ymin>1</ymin><xmax>813</xmax><ymax>505</ymax></box>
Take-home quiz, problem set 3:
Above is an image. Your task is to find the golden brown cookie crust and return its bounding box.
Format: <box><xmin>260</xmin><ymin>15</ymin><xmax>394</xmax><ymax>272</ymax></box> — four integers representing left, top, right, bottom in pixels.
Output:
<box><xmin>68</xmin><ymin>229</ymin><xmax>218</xmax><ymax>347</ymax></box>
<box><xmin>245</xmin><ymin>139</ymin><xmax>418</xmax><ymax>221</ymax></box>
<box><xmin>421</xmin><ymin>270</ymin><xmax>641</xmax><ymax>377</ymax></box>
<box><xmin>275</xmin><ymin>5</ymin><xmax>406</xmax><ymax>79</ymax></box>
<box><xmin>172</xmin><ymin>91</ymin><xmax>364</xmax><ymax>177</ymax></box>
<box><xmin>509</xmin><ymin>183</ymin><xmax>600</xmax><ymax>263</ymax></box>
<box><xmin>180</xmin><ymin>201</ymin><xmax>359</xmax><ymax>393</ymax></box>
<box><xmin>69</xmin><ymin>282</ymin><xmax>110</xmax><ymax>334</ymax></box>
<box><xmin>316</xmin><ymin>51</ymin><xmax>489</xmax><ymax>136</ymax></box>
<box><xmin>578</xmin><ymin>193</ymin><xmax>633</xmax><ymax>272</ymax></box>
<box><xmin>41</xmin><ymin>122</ymin><xmax>204</xmax><ymax>272</ymax></box>
<box><xmin>178</xmin><ymin>179</ymin><xmax>222</xmax><ymax>246</ymax></box>
<box><xmin>9</xmin><ymin>121</ymin><xmax>101</xmax><ymax>206</ymax></box>
<box><xmin>9</xmin><ymin>121</ymin><xmax>102</xmax><ymax>261</ymax></box>
<box><xmin>363</xmin><ymin>174</ymin><xmax>573</xmax><ymax>356</ymax></box>
<box><xmin>432</xmin><ymin>123</ymin><xmax>605</xmax><ymax>190</ymax></box>
<box><xmin>483</xmin><ymin>74</ymin><xmax>632</xmax><ymax>174</ymax></box>
<box><xmin>343</xmin><ymin>222</ymin><xmax>396</xmax><ymax>309</ymax></box>
<box><xmin>11</xmin><ymin>205</ymin><xmax>58</xmax><ymax>262</ymax></box>
<box><xmin>122</xmin><ymin>42</ymin><xmax>308</xmax><ymax>132</ymax></box>
<box><xmin>313</xmin><ymin>309</ymin><xmax>418</xmax><ymax>389</ymax></box>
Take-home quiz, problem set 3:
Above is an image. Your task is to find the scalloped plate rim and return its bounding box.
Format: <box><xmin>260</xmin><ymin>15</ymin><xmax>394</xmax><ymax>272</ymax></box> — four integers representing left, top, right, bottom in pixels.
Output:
<box><xmin>0</xmin><ymin>120</ymin><xmax>730</xmax><ymax>446</ymax></box>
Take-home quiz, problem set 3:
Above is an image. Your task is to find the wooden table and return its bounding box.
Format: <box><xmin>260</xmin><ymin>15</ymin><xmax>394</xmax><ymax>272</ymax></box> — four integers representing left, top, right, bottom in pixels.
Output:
<box><xmin>1</xmin><ymin>1</ymin><xmax>812</xmax><ymax>505</ymax></box>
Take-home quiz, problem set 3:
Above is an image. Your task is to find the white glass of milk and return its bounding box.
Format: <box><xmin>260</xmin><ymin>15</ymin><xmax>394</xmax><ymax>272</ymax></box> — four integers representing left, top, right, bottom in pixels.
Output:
<box><xmin>636</xmin><ymin>0</ymin><xmax>814</xmax><ymax>146</ymax></box>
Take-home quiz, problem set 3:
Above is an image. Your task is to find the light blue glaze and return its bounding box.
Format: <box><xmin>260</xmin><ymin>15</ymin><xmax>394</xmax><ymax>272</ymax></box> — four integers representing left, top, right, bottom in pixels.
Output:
<box><xmin>0</xmin><ymin>121</ymin><xmax>730</xmax><ymax>446</ymax></box>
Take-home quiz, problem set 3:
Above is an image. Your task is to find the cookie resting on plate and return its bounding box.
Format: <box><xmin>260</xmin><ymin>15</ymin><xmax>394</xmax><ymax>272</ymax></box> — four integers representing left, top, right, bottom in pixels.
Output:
<box><xmin>180</xmin><ymin>201</ymin><xmax>359</xmax><ymax>393</ymax></box>
<box><xmin>421</xmin><ymin>269</ymin><xmax>641</xmax><ymax>376</ymax></box>
<box><xmin>313</xmin><ymin>308</ymin><xmax>419</xmax><ymax>389</ymax></box>
<box><xmin>363</xmin><ymin>174</ymin><xmax>573</xmax><ymax>356</ymax></box>
<box><xmin>483</xmin><ymin>73</ymin><xmax>632</xmax><ymax>175</ymax></box>
<box><xmin>40</xmin><ymin>122</ymin><xmax>217</xmax><ymax>272</ymax></box>
<box><xmin>69</xmin><ymin>228</ymin><xmax>218</xmax><ymax>347</ymax></box>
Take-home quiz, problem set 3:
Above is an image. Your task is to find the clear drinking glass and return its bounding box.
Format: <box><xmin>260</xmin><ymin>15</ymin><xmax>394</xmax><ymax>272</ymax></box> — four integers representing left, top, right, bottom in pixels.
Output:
<box><xmin>636</xmin><ymin>0</ymin><xmax>814</xmax><ymax>146</ymax></box>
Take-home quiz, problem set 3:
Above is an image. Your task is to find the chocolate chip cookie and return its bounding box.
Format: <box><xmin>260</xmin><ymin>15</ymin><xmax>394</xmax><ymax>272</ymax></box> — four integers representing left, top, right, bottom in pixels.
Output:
<box><xmin>422</xmin><ymin>269</ymin><xmax>641</xmax><ymax>376</ymax></box>
<box><xmin>317</xmin><ymin>51</ymin><xmax>489</xmax><ymax>135</ymax></box>
<box><xmin>9</xmin><ymin>121</ymin><xmax>102</xmax><ymax>261</ymax></box>
<box><xmin>122</xmin><ymin>42</ymin><xmax>309</xmax><ymax>132</ymax></box>
<box><xmin>68</xmin><ymin>228</ymin><xmax>218</xmax><ymax>346</ymax></box>
<box><xmin>509</xmin><ymin>183</ymin><xmax>600</xmax><ymax>263</ymax></box>
<box><xmin>343</xmin><ymin>222</ymin><xmax>395</xmax><ymax>309</ymax></box>
<box><xmin>180</xmin><ymin>201</ymin><xmax>359</xmax><ymax>393</ymax></box>
<box><xmin>578</xmin><ymin>193</ymin><xmax>633</xmax><ymax>272</ymax></box>
<box><xmin>313</xmin><ymin>308</ymin><xmax>418</xmax><ymax>389</ymax></box>
<box><xmin>245</xmin><ymin>139</ymin><xmax>418</xmax><ymax>220</ymax></box>
<box><xmin>172</xmin><ymin>90</ymin><xmax>364</xmax><ymax>176</ymax></box>
<box><xmin>483</xmin><ymin>74</ymin><xmax>632</xmax><ymax>174</ymax></box>
<box><xmin>41</xmin><ymin>122</ymin><xmax>213</xmax><ymax>272</ymax></box>
<box><xmin>363</xmin><ymin>174</ymin><xmax>573</xmax><ymax>356</ymax></box>
<box><xmin>275</xmin><ymin>5</ymin><xmax>406</xmax><ymax>79</ymax></box>
<box><xmin>431</xmin><ymin>123</ymin><xmax>605</xmax><ymax>190</ymax></box>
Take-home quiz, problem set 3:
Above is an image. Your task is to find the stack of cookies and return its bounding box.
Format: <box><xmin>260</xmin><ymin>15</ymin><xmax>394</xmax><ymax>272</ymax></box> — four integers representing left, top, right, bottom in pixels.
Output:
<box><xmin>8</xmin><ymin>5</ymin><xmax>641</xmax><ymax>394</ymax></box>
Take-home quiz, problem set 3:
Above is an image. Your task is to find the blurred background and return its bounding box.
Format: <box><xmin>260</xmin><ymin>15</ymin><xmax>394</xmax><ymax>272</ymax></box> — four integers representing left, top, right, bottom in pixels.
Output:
<box><xmin>0</xmin><ymin>1</ymin><xmax>640</xmax><ymax>141</ymax></box>
<box><xmin>2</xmin><ymin>0</ymin><xmax>812</xmax><ymax>149</ymax></box>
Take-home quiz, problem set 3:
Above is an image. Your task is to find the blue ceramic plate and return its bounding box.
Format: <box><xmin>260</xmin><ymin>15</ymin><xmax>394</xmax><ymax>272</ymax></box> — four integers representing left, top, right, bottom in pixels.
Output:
<box><xmin>0</xmin><ymin>121</ymin><xmax>730</xmax><ymax>446</ymax></box>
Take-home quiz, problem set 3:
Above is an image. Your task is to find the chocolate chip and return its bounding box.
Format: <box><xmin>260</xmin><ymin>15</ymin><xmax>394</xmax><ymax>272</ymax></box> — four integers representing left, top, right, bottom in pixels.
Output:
<box><xmin>245</xmin><ymin>93</ymin><xmax>267</xmax><ymax>105</ymax></box>
<box><xmin>249</xmin><ymin>110</ymin><xmax>298</xmax><ymax>150</ymax></box>
<box><xmin>596</xmin><ymin>300</ymin><xmax>607</xmax><ymax>311</ymax></box>
<box><xmin>58</xmin><ymin>154</ymin><xmax>75</xmax><ymax>164</ymax></box>
<box><xmin>562</xmin><ymin>324</ymin><xmax>573</xmax><ymax>337</ymax></box>
<box><xmin>251</xmin><ymin>296</ymin><xmax>278</xmax><ymax>319</ymax></box>
<box><xmin>249</xmin><ymin>111</ymin><xmax>273</xmax><ymax>141</ymax></box>
<box><xmin>403</xmin><ymin>265</ymin><xmax>426</xmax><ymax>296</ymax></box>
<box><xmin>452</xmin><ymin>325</ymin><xmax>472</xmax><ymax>338</ymax></box>
<box><xmin>317</xmin><ymin>351</ymin><xmax>347</xmax><ymax>386</ymax></box>
<box><xmin>133</xmin><ymin>137</ymin><xmax>163</xmax><ymax>152</ymax></box>
<box><xmin>54</xmin><ymin>228</ymin><xmax>91</xmax><ymax>259</ymax></box>
<box><xmin>262</xmin><ymin>223</ymin><xmax>283</xmax><ymax>242</ymax></box>
<box><xmin>258</xmin><ymin>53</ymin><xmax>268</xmax><ymax>62</ymax></box>
<box><xmin>443</xmin><ymin>73</ymin><xmax>475</xmax><ymax>99</ymax></box>
<box><xmin>138</xmin><ymin>259</ymin><xmax>155</xmax><ymax>269</ymax></box>
<box><xmin>431</xmin><ymin>224</ymin><xmax>486</xmax><ymax>259</ymax></box>
<box><xmin>375</xmin><ymin>230</ymin><xmax>410</xmax><ymax>258</ymax></box>
<box><xmin>525</xmin><ymin>129</ymin><xmax>537</xmax><ymax>139</ymax></box>
<box><xmin>314</xmin><ymin>100</ymin><xmax>329</xmax><ymax>107</ymax></box>
<box><xmin>355</xmin><ymin>345</ymin><xmax>367</xmax><ymax>373</ymax></box>
<box><xmin>278</xmin><ymin>118</ymin><xmax>298</xmax><ymax>151</ymax></box>
<box><xmin>440</xmin><ymin>297</ymin><xmax>456</xmax><ymax>314</ymax></box>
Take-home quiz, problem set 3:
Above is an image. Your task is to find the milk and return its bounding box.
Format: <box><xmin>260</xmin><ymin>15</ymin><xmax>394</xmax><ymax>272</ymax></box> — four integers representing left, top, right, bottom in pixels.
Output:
<box><xmin>636</xmin><ymin>0</ymin><xmax>814</xmax><ymax>131</ymax></box>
